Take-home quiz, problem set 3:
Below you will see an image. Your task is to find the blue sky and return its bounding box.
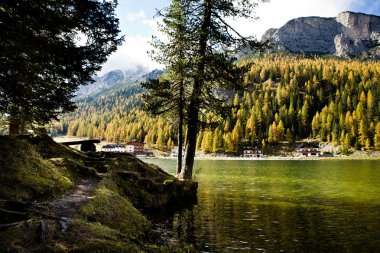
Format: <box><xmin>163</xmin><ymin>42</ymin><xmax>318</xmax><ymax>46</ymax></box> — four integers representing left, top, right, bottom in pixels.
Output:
<box><xmin>354</xmin><ymin>1</ymin><xmax>380</xmax><ymax>15</ymax></box>
<box><xmin>116</xmin><ymin>0</ymin><xmax>170</xmax><ymax>37</ymax></box>
<box><xmin>99</xmin><ymin>0</ymin><xmax>380</xmax><ymax>75</ymax></box>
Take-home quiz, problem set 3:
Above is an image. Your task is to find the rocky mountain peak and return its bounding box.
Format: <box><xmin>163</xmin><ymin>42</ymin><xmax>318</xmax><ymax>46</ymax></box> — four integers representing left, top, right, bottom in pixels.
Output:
<box><xmin>262</xmin><ymin>11</ymin><xmax>380</xmax><ymax>59</ymax></box>
<box><xmin>336</xmin><ymin>11</ymin><xmax>380</xmax><ymax>38</ymax></box>
<box><xmin>75</xmin><ymin>67</ymin><xmax>162</xmax><ymax>99</ymax></box>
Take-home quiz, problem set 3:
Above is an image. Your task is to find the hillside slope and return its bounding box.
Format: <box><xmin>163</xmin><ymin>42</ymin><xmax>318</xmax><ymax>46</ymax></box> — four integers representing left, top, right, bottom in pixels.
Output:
<box><xmin>0</xmin><ymin>134</ymin><xmax>197</xmax><ymax>252</ymax></box>
<box><xmin>52</xmin><ymin>55</ymin><xmax>380</xmax><ymax>154</ymax></box>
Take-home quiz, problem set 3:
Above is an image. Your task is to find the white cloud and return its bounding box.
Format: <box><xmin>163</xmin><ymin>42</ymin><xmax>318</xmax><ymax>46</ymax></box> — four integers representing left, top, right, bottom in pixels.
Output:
<box><xmin>142</xmin><ymin>17</ymin><xmax>166</xmax><ymax>41</ymax></box>
<box><xmin>230</xmin><ymin>0</ymin><xmax>358</xmax><ymax>39</ymax></box>
<box><xmin>126</xmin><ymin>10</ymin><xmax>146</xmax><ymax>22</ymax></box>
<box><xmin>98</xmin><ymin>35</ymin><xmax>162</xmax><ymax>76</ymax></box>
<box><xmin>98</xmin><ymin>15</ymin><xmax>166</xmax><ymax>75</ymax></box>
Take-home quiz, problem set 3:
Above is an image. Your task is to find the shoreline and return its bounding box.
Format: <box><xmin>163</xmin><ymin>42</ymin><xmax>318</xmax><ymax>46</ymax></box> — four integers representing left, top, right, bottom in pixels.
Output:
<box><xmin>146</xmin><ymin>155</ymin><xmax>380</xmax><ymax>161</ymax></box>
<box><xmin>53</xmin><ymin>136</ymin><xmax>380</xmax><ymax>161</ymax></box>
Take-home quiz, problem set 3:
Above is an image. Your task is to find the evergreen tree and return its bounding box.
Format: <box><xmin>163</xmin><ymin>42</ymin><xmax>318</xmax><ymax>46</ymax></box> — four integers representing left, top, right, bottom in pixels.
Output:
<box><xmin>367</xmin><ymin>90</ymin><xmax>375</xmax><ymax>120</ymax></box>
<box><xmin>156</xmin><ymin>129</ymin><xmax>165</xmax><ymax>150</ymax></box>
<box><xmin>212</xmin><ymin>128</ymin><xmax>223</xmax><ymax>153</ymax></box>
<box><xmin>277</xmin><ymin>120</ymin><xmax>285</xmax><ymax>141</ymax></box>
<box><xmin>179</xmin><ymin>0</ymin><xmax>266</xmax><ymax>179</ymax></box>
<box><xmin>374</xmin><ymin>122</ymin><xmax>380</xmax><ymax>149</ymax></box>
<box><xmin>358</xmin><ymin>119</ymin><xmax>368</xmax><ymax>148</ymax></box>
<box><xmin>0</xmin><ymin>0</ymin><xmax>122</xmax><ymax>134</ymax></box>
<box><xmin>301</xmin><ymin>100</ymin><xmax>310</xmax><ymax>132</ymax></box>
<box><xmin>224</xmin><ymin>133</ymin><xmax>235</xmax><ymax>153</ymax></box>
<box><xmin>142</xmin><ymin>0</ymin><xmax>193</xmax><ymax>174</ymax></box>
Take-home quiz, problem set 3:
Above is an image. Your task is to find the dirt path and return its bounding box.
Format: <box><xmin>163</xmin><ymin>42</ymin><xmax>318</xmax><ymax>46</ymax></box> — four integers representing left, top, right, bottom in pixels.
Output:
<box><xmin>50</xmin><ymin>179</ymin><xmax>99</xmax><ymax>217</ymax></box>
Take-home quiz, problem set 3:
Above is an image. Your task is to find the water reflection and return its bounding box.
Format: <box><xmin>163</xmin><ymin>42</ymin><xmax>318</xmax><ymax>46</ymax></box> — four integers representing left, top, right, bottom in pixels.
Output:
<box><xmin>143</xmin><ymin>159</ymin><xmax>380</xmax><ymax>252</ymax></box>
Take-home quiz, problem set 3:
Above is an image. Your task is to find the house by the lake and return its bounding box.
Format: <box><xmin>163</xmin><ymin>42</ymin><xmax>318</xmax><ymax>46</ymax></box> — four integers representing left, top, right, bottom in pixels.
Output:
<box><xmin>296</xmin><ymin>142</ymin><xmax>320</xmax><ymax>157</ymax></box>
<box><xmin>243</xmin><ymin>147</ymin><xmax>265</xmax><ymax>158</ymax></box>
<box><xmin>126</xmin><ymin>141</ymin><xmax>144</xmax><ymax>154</ymax></box>
<box><xmin>127</xmin><ymin>141</ymin><xmax>155</xmax><ymax>157</ymax></box>
<box><xmin>101</xmin><ymin>141</ymin><xmax>154</xmax><ymax>157</ymax></box>
<box><xmin>101</xmin><ymin>144</ymin><xmax>126</xmax><ymax>153</ymax></box>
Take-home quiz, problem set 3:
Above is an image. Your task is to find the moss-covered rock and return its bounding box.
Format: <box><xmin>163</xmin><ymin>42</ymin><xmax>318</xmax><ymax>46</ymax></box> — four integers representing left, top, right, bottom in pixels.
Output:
<box><xmin>49</xmin><ymin>158</ymin><xmax>98</xmax><ymax>179</ymax></box>
<box><xmin>80</xmin><ymin>181</ymin><xmax>150</xmax><ymax>239</ymax></box>
<box><xmin>110</xmin><ymin>154</ymin><xmax>198</xmax><ymax>210</ymax></box>
<box><xmin>0</xmin><ymin>218</ymin><xmax>141</xmax><ymax>252</ymax></box>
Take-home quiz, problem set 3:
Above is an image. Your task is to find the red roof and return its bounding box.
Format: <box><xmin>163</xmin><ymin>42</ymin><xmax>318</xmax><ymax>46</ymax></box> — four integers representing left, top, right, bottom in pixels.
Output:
<box><xmin>126</xmin><ymin>141</ymin><xmax>144</xmax><ymax>146</ymax></box>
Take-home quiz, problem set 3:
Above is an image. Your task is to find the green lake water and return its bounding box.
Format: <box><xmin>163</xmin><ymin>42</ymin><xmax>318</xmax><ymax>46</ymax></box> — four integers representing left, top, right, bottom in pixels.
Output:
<box><xmin>142</xmin><ymin>159</ymin><xmax>380</xmax><ymax>252</ymax></box>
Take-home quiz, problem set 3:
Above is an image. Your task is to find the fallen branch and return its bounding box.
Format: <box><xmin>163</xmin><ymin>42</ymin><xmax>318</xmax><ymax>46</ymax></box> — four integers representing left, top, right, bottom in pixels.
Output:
<box><xmin>0</xmin><ymin>222</ymin><xmax>20</xmax><ymax>231</ymax></box>
<box><xmin>0</xmin><ymin>208</ymin><xmax>29</xmax><ymax>223</ymax></box>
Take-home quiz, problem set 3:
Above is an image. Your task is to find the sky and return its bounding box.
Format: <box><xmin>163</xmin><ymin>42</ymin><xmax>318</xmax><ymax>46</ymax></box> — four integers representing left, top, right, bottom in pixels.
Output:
<box><xmin>98</xmin><ymin>0</ymin><xmax>380</xmax><ymax>76</ymax></box>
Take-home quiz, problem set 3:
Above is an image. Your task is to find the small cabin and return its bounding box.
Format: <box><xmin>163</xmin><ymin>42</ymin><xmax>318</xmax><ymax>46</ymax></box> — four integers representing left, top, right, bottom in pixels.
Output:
<box><xmin>101</xmin><ymin>144</ymin><xmax>126</xmax><ymax>153</ymax></box>
<box><xmin>243</xmin><ymin>147</ymin><xmax>265</xmax><ymax>158</ymax></box>
<box><xmin>296</xmin><ymin>143</ymin><xmax>320</xmax><ymax>157</ymax></box>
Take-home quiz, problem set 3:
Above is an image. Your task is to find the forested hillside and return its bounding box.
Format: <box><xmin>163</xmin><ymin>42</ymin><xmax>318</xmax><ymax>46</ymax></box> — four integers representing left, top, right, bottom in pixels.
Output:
<box><xmin>51</xmin><ymin>55</ymin><xmax>380</xmax><ymax>152</ymax></box>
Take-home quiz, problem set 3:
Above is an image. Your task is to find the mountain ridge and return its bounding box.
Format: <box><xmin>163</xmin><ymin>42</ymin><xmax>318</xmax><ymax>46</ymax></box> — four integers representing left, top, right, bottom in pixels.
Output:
<box><xmin>262</xmin><ymin>11</ymin><xmax>380</xmax><ymax>59</ymax></box>
<box><xmin>75</xmin><ymin>67</ymin><xmax>163</xmax><ymax>100</ymax></box>
<box><xmin>78</xmin><ymin>11</ymin><xmax>380</xmax><ymax>101</ymax></box>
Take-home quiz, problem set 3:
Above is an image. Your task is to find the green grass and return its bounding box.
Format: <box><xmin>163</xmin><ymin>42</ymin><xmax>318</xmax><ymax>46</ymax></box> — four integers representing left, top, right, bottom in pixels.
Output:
<box><xmin>0</xmin><ymin>136</ymin><xmax>73</xmax><ymax>200</ymax></box>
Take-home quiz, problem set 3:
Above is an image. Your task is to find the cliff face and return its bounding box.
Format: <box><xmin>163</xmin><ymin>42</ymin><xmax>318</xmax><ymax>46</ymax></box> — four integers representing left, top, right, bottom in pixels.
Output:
<box><xmin>262</xmin><ymin>12</ymin><xmax>380</xmax><ymax>58</ymax></box>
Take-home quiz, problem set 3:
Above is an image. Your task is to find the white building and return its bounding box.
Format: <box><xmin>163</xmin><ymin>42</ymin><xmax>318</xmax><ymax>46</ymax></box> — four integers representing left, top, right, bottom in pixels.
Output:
<box><xmin>243</xmin><ymin>147</ymin><xmax>265</xmax><ymax>158</ymax></box>
<box><xmin>101</xmin><ymin>144</ymin><xmax>126</xmax><ymax>153</ymax></box>
<box><xmin>126</xmin><ymin>141</ymin><xmax>145</xmax><ymax>154</ymax></box>
<box><xmin>296</xmin><ymin>143</ymin><xmax>320</xmax><ymax>156</ymax></box>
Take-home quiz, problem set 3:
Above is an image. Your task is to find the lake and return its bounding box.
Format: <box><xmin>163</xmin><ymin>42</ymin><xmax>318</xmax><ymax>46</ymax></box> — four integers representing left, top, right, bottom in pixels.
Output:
<box><xmin>142</xmin><ymin>159</ymin><xmax>380</xmax><ymax>252</ymax></box>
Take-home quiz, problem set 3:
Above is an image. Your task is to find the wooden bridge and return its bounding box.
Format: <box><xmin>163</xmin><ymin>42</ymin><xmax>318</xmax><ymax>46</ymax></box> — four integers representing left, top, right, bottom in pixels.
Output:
<box><xmin>59</xmin><ymin>140</ymin><xmax>100</xmax><ymax>152</ymax></box>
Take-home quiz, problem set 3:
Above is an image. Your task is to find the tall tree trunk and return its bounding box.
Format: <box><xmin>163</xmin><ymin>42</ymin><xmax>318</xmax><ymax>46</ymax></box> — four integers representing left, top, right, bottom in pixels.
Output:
<box><xmin>180</xmin><ymin>0</ymin><xmax>212</xmax><ymax>180</ymax></box>
<box><xmin>177</xmin><ymin>79</ymin><xmax>184</xmax><ymax>175</ymax></box>
<box><xmin>9</xmin><ymin>116</ymin><xmax>21</xmax><ymax>136</ymax></box>
<box><xmin>8</xmin><ymin>110</ymin><xmax>26</xmax><ymax>136</ymax></box>
<box><xmin>181</xmin><ymin>96</ymin><xmax>200</xmax><ymax>179</ymax></box>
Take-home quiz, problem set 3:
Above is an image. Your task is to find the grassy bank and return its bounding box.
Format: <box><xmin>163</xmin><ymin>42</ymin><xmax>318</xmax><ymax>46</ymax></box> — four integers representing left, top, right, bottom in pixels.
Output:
<box><xmin>0</xmin><ymin>135</ymin><xmax>197</xmax><ymax>252</ymax></box>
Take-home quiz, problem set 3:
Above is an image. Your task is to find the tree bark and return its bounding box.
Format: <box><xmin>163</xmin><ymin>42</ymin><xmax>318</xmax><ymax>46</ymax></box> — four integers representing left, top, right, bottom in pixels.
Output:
<box><xmin>177</xmin><ymin>79</ymin><xmax>185</xmax><ymax>175</ymax></box>
<box><xmin>8</xmin><ymin>114</ymin><xmax>25</xmax><ymax>136</ymax></box>
<box><xmin>180</xmin><ymin>0</ymin><xmax>212</xmax><ymax>180</ymax></box>
<box><xmin>181</xmin><ymin>101</ymin><xmax>199</xmax><ymax>179</ymax></box>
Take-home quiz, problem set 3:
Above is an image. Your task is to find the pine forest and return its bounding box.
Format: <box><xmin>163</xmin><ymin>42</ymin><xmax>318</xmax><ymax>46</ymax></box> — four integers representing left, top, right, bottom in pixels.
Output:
<box><xmin>50</xmin><ymin>55</ymin><xmax>380</xmax><ymax>153</ymax></box>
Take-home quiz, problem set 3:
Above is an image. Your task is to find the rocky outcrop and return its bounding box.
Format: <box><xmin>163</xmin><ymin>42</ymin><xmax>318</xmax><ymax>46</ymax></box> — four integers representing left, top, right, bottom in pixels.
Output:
<box><xmin>262</xmin><ymin>12</ymin><xmax>380</xmax><ymax>59</ymax></box>
<box><xmin>261</xmin><ymin>28</ymin><xmax>278</xmax><ymax>42</ymax></box>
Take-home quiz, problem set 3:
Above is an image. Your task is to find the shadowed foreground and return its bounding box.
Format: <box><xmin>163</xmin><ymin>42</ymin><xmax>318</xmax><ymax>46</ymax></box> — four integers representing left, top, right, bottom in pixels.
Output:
<box><xmin>0</xmin><ymin>135</ymin><xmax>197</xmax><ymax>252</ymax></box>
